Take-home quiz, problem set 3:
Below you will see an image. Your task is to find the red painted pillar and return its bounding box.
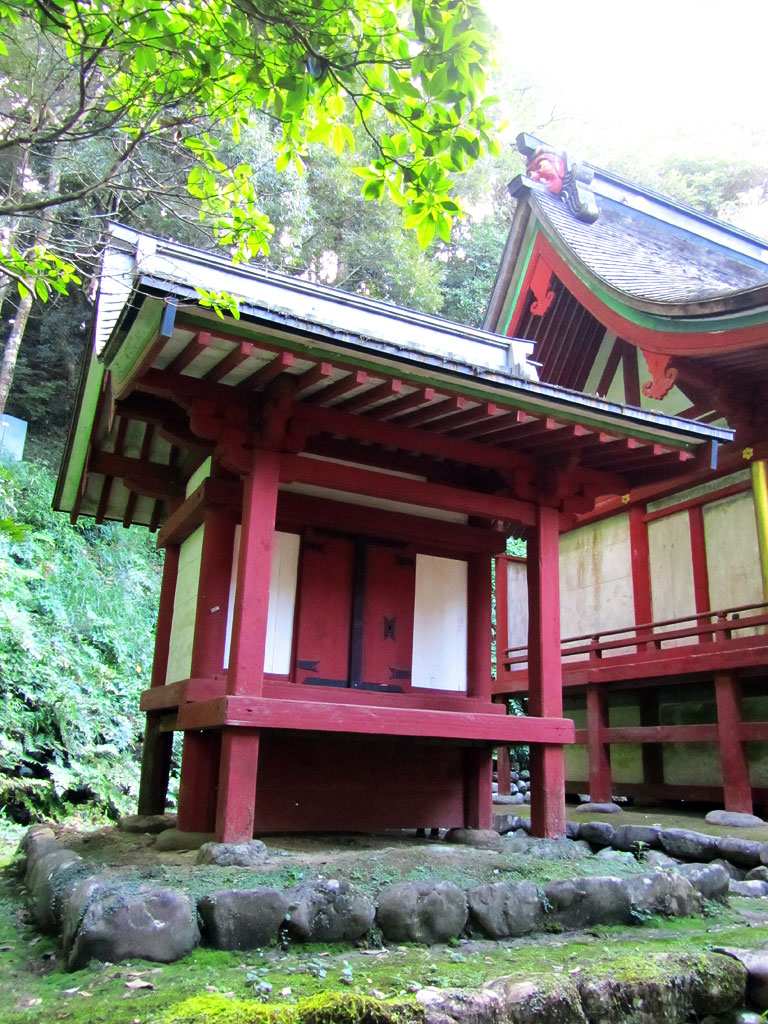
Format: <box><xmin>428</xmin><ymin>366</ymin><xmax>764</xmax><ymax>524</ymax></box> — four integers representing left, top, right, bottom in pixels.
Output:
<box><xmin>639</xmin><ymin>690</ymin><xmax>665</xmax><ymax>793</ymax></box>
<box><xmin>496</xmin><ymin>740</ymin><xmax>511</xmax><ymax>797</ymax></box>
<box><xmin>586</xmin><ymin>684</ymin><xmax>612</xmax><ymax>803</ymax></box>
<box><xmin>138</xmin><ymin>545</ymin><xmax>179</xmax><ymax>815</ymax></box>
<box><xmin>714</xmin><ymin>672</ymin><xmax>753</xmax><ymax>814</ymax></box>
<box><xmin>688</xmin><ymin>506</ymin><xmax>712</xmax><ymax>642</ymax></box>
<box><xmin>527</xmin><ymin>504</ymin><xmax>566</xmax><ymax>837</ymax></box>
<box><xmin>628</xmin><ymin>505</ymin><xmax>652</xmax><ymax>647</ymax></box>
<box><xmin>177</xmin><ymin>503</ymin><xmax>238</xmax><ymax>833</ymax></box>
<box><xmin>465</xmin><ymin>554</ymin><xmax>493</xmax><ymax>828</ymax></box>
<box><xmin>215</xmin><ymin>449</ymin><xmax>281</xmax><ymax>843</ymax></box>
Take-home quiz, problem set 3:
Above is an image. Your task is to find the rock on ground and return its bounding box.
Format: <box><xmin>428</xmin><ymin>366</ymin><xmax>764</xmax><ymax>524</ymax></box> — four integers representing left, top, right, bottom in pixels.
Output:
<box><xmin>543</xmin><ymin>876</ymin><xmax>632</xmax><ymax>929</ymax></box>
<box><xmin>729</xmin><ymin>879</ymin><xmax>768</xmax><ymax>898</ymax></box>
<box><xmin>714</xmin><ymin>948</ymin><xmax>768</xmax><ymax>1011</ymax></box>
<box><xmin>154</xmin><ymin>828</ymin><xmax>214</xmax><ymax>851</ymax></box>
<box><xmin>660</xmin><ymin>828</ymin><xmax>719</xmax><ymax>862</ymax></box>
<box><xmin>285</xmin><ymin>880</ymin><xmax>374</xmax><ymax>943</ymax></box>
<box><xmin>576</xmin><ymin>802</ymin><xmax>622</xmax><ymax>814</ymax></box>
<box><xmin>118</xmin><ymin>814</ymin><xmax>177</xmax><ymax>834</ymax></box>
<box><xmin>198</xmin><ymin>888</ymin><xmax>289</xmax><ymax>949</ymax></box>
<box><xmin>196</xmin><ymin>840</ymin><xmax>268</xmax><ymax>866</ymax></box>
<box><xmin>444</xmin><ymin>828</ymin><xmax>503</xmax><ymax>851</ymax></box>
<box><xmin>483</xmin><ymin>977</ymin><xmax>586</xmax><ymax>1024</ymax></box>
<box><xmin>26</xmin><ymin>848</ymin><xmax>85</xmax><ymax>933</ymax></box>
<box><xmin>467</xmin><ymin>881</ymin><xmax>543</xmax><ymax>939</ymax></box>
<box><xmin>67</xmin><ymin>886</ymin><xmax>199</xmax><ymax>970</ymax></box>
<box><xmin>624</xmin><ymin>872</ymin><xmax>701</xmax><ymax>918</ymax></box>
<box><xmin>578</xmin><ymin>821</ymin><xmax>615</xmax><ymax>848</ymax></box>
<box><xmin>376</xmin><ymin>881</ymin><xmax>467</xmax><ymax>944</ymax></box>
<box><xmin>705</xmin><ymin>809</ymin><xmax>765</xmax><ymax>828</ymax></box>
<box><xmin>716</xmin><ymin>836</ymin><xmax>763</xmax><ymax>867</ymax></box>
<box><xmin>676</xmin><ymin>862</ymin><xmax>730</xmax><ymax>901</ymax></box>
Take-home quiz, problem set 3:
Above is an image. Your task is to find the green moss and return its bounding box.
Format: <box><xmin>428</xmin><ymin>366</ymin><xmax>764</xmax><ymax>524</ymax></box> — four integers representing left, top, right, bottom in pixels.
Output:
<box><xmin>160</xmin><ymin>992</ymin><xmax>419</xmax><ymax>1024</ymax></box>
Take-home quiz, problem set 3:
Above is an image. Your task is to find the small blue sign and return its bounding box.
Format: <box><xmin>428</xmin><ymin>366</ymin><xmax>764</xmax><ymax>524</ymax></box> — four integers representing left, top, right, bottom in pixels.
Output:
<box><xmin>0</xmin><ymin>414</ymin><xmax>27</xmax><ymax>461</ymax></box>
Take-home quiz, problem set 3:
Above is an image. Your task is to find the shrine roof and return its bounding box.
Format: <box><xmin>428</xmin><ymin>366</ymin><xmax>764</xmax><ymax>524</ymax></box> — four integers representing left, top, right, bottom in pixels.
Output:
<box><xmin>55</xmin><ymin>225</ymin><xmax>732</xmax><ymax>530</ymax></box>
<box><xmin>508</xmin><ymin>139</ymin><xmax>768</xmax><ymax>317</ymax></box>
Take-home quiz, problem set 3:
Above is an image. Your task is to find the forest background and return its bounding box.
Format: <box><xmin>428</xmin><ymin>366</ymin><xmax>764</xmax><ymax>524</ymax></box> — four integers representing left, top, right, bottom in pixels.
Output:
<box><xmin>2</xmin><ymin>0</ymin><xmax>768</xmax><ymax>830</ymax></box>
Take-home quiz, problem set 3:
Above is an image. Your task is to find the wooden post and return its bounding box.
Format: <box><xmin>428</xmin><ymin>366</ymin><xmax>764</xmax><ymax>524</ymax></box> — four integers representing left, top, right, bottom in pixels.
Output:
<box><xmin>752</xmin><ymin>461</ymin><xmax>768</xmax><ymax>600</ymax></box>
<box><xmin>215</xmin><ymin>449</ymin><xmax>281</xmax><ymax>843</ymax></box>
<box><xmin>714</xmin><ymin>672</ymin><xmax>753</xmax><ymax>814</ymax></box>
<box><xmin>465</xmin><ymin>554</ymin><xmax>493</xmax><ymax>827</ymax></box>
<box><xmin>586</xmin><ymin>685</ymin><xmax>612</xmax><ymax>803</ymax></box>
<box><xmin>639</xmin><ymin>690</ymin><xmax>665</xmax><ymax>791</ymax></box>
<box><xmin>688</xmin><ymin>506</ymin><xmax>711</xmax><ymax>642</ymax></box>
<box><xmin>527</xmin><ymin>504</ymin><xmax>566</xmax><ymax>837</ymax></box>
<box><xmin>177</xmin><ymin>503</ymin><xmax>237</xmax><ymax>833</ymax></box>
<box><xmin>138</xmin><ymin>545</ymin><xmax>179</xmax><ymax>815</ymax></box>
<box><xmin>628</xmin><ymin>505</ymin><xmax>652</xmax><ymax>649</ymax></box>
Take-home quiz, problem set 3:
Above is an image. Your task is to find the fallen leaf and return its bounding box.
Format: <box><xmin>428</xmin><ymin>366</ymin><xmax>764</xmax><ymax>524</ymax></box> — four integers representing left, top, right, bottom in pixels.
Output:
<box><xmin>24</xmin><ymin>999</ymin><xmax>42</xmax><ymax>1007</ymax></box>
<box><xmin>78</xmin><ymin>991</ymin><xmax>94</xmax><ymax>998</ymax></box>
<box><xmin>63</xmin><ymin>988</ymin><xmax>80</xmax><ymax>996</ymax></box>
<box><xmin>125</xmin><ymin>979</ymin><xmax>154</xmax><ymax>990</ymax></box>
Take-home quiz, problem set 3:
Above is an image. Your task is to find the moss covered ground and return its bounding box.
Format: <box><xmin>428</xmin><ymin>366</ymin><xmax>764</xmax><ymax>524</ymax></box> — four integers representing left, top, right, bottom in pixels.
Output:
<box><xmin>4</xmin><ymin>823</ymin><xmax>768</xmax><ymax>1024</ymax></box>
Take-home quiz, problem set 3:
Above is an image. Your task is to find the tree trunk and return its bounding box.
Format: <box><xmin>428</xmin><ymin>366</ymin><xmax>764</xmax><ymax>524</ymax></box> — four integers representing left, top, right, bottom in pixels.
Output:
<box><xmin>0</xmin><ymin>152</ymin><xmax>62</xmax><ymax>415</ymax></box>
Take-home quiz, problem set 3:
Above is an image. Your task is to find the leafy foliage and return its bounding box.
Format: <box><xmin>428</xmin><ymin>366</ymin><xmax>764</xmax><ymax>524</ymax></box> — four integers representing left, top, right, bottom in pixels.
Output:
<box><xmin>0</xmin><ymin>457</ymin><xmax>162</xmax><ymax>823</ymax></box>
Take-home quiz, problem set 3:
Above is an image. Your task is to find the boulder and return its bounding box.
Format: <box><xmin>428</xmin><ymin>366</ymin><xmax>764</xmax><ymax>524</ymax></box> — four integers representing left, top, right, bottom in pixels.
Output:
<box><xmin>760</xmin><ymin>843</ymin><xmax>768</xmax><ymax>867</ymax></box>
<box><xmin>467</xmin><ymin>881</ymin><xmax>543</xmax><ymax>939</ymax></box>
<box><xmin>543</xmin><ymin>876</ymin><xmax>631</xmax><ymax>929</ymax></box>
<box><xmin>729</xmin><ymin>879</ymin><xmax>768</xmax><ymax>898</ymax></box>
<box><xmin>705</xmin><ymin>810</ymin><xmax>765</xmax><ymax>828</ymax></box>
<box><xmin>565</xmin><ymin>821</ymin><xmax>581</xmax><ymax>840</ymax></box>
<box><xmin>198</xmin><ymin>888</ymin><xmax>289</xmax><ymax>949</ymax></box>
<box><xmin>493</xmin><ymin>794</ymin><xmax>523</xmax><ymax>806</ymax></box>
<box><xmin>15</xmin><ymin>827</ymin><xmax>58</xmax><ymax>877</ymax></box>
<box><xmin>714</xmin><ymin>948</ymin><xmax>768</xmax><ymax>1011</ymax></box>
<box><xmin>524</xmin><ymin>838</ymin><xmax>592</xmax><ymax>861</ymax></box>
<box><xmin>26</xmin><ymin>847</ymin><xmax>84</xmax><ymax>933</ymax></box>
<box><xmin>659</xmin><ymin>828</ymin><xmax>718</xmax><ymax>862</ymax></box>
<box><xmin>483</xmin><ymin>977</ymin><xmax>586</xmax><ymax>1024</ymax></box>
<box><xmin>711</xmin><ymin>858</ymin><xmax>746</xmax><ymax>881</ymax></box>
<box><xmin>493</xmin><ymin>813</ymin><xmax>522</xmax><ymax>835</ymax></box>
<box><xmin>644</xmin><ymin>850</ymin><xmax>680</xmax><ymax>870</ymax></box>
<box><xmin>196</xmin><ymin>840</ymin><xmax>269</xmax><ymax>867</ymax></box>
<box><xmin>376</xmin><ymin>881</ymin><xmax>467</xmax><ymax>944</ymax></box>
<box><xmin>444</xmin><ymin>828</ymin><xmax>503</xmax><ymax>851</ymax></box>
<box><xmin>67</xmin><ymin>886</ymin><xmax>199</xmax><ymax>970</ymax></box>
<box><xmin>676</xmin><ymin>862</ymin><xmax>730</xmax><ymax>901</ymax></box>
<box><xmin>716</xmin><ymin>836</ymin><xmax>763</xmax><ymax>868</ymax></box>
<box><xmin>416</xmin><ymin>985</ymin><xmax>508</xmax><ymax>1024</ymax></box>
<box><xmin>575</xmin><ymin>802</ymin><xmax>622</xmax><ymax>815</ymax></box>
<box><xmin>612</xmin><ymin>824</ymin><xmax>662</xmax><ymax>853</ymax></box>
<box><xmin>118</xmin><ymin>814</ymin><xmax>177</xmax><ymax>834</ymax></box>
<box><xmin>577</xmin><ymin>952</ymin><xmax>744</xmax><ymax>1024</ymax></box>
<box><xmin>285</xmin><ymin>880</ymin><xmax>374</xmax><ymax>943</ymax></box>
<box><xmin>578</xmin><ymin>821</ymin><xmax>615</xmax><ymax>848</ymax></box>
<box><xmin>745</xmin><ymin>866</ymin><xmax>768</xmax><ymax>883</ymax></box>
<box><xmin>154</xmin><ymin>828</ymin><xmax>214</xmax><ymax>851</ymax></box>
<box><xmin>625</xmin><ymin>872</ymin><xmax>701</xmax><ymax>918</ymax></box>
<box><xmin>61</xmin><ymin>875</ymin><xmax>108</xmax><ymax>955</ymax></box>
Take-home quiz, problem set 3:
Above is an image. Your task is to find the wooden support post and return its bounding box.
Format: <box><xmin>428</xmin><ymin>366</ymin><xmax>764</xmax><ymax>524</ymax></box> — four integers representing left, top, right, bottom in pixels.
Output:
<box><xmin>688</xmin><ymin>506</ymin><xmax>712</xmax><ymax>642</ymax></box>
<box><xmin>138</xmin><ymin>545</ymin><xmax>179</xmax><ymax>816</ymax></box>
<box><xmin>177</xmin><ymin>503</ymin><xmax>237</xmax><ymax>833</ymax></box>
<box><xmin>464</xmin><ymin>554</ymin><xmax>494</xmax><ymax>825</ymax></box>
<box><xmin>628</xmin><ymin>505</ymin><xmax>652</xmax><ymax>649</ymax></box>
<box><xmin>496</xmin><ymin>741</ymin><xmax>511</xmax><ymax>797</ymax></box>
<box><xmin>215</xmin><ymin>449</ymin><xmax>280</xmax><ymax>843</ymax></box>
<box><xmin>586</xmin><ymin>685</ymin><xmax>612</xmax><ymax>803</ymax></box>
<box><xmin>714</xmin><ymin>672</ymin><xmax>753</xmax><ymax>814</ymax></box>
<box><xmin>464</xmin><ymin>747</ymin><xmax>493</xmax><ymax>830</ymax></box>
<box><xmin>527</xmin><ymin>505</ymin><xmax>566</xmax><ymax>837</ymax></box>
<box><xmin>639</xmin><ymin>690</ymin><xmax>665</xmax><ymax>789</ymax></box>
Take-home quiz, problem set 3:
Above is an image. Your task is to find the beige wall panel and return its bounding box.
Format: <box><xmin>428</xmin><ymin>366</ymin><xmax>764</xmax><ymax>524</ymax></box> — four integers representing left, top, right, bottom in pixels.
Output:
<box><xmin>559</xmin><ymin>514</ymin><xmax>634</xmax><ymax>659</ymax></box>
<box><xmin>704</xmin><ymin>492</ymin><xmax>764</xmax><ymax>617</ymax></box>
<box><xmin>648</xmin><ymin>512</ymin><xmax>695</xmax><ymax>645</ymax></box>
<box><xmin>412</xmin><ymin>554</ymin><xmax>468</xmax><ymax>692</ymax></box>
<box><xmin>505</xmin><ymin>559</ymin><xmax>529</xmax><ymax>654</ymax></box>
<box><xmin>165</xmin><ymin>524</ymin><xmax>204</xmax><ymax>684</ymax></box>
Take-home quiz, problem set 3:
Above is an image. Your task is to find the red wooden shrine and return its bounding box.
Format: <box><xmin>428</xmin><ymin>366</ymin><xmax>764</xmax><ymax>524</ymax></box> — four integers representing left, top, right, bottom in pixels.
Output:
<box><xmin>56</xmin><ymin>224</ymin><xmax>728</xmax><ymax>842</ymax></box>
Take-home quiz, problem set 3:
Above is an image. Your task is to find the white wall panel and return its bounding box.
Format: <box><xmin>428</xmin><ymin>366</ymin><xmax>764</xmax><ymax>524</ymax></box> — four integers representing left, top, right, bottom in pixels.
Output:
<box><xmin>648</xmin><ymin>511</ymin><xmax>696</xmax><ymax>645</ymax></box>
<box><xmin>412</xmin><ymin>554</ymin><xmax>467</xmax><ymax>692</ymax></box>
<box><xmin>223</xmin><ymin>529</ymin><xmax>300</xmax><ymax>674</ymax></box>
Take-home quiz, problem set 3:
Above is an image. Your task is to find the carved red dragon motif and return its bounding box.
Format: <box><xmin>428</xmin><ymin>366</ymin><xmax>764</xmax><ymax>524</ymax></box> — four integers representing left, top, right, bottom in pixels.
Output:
<box><xmin>641</xmin><ymin>351</ymin><xmax>678</xmax><ymax>400</ymax></box>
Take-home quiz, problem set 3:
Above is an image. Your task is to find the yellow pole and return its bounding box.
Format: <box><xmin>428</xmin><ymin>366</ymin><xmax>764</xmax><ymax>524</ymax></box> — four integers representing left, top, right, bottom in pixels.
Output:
<box><xmin>752</xmin><ymin>460</ymin><xmax>768</xmax><ymax>600</ymax></box>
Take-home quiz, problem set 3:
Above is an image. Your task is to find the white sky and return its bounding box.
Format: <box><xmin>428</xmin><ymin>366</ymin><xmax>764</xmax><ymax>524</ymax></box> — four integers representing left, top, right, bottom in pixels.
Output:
<box><xmin>482</xmin><ymin>0</ymin><xmax>768</xmax><ymax>164</ymax></box>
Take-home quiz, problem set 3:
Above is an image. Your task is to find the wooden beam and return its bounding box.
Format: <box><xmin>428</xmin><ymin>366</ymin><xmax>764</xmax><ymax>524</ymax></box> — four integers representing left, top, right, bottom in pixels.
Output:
<box><xmin>156</xmin><ymin>477</ymin><xmax>242</xmax><ymax>549</ymax></box>
<box><xmin>601</xmin><ymin>724</ymin><xmax>719</xmax><ymax>744</ymax></box>
<box><xmin>336</xmin><ymin>378</ymin><xmax>403</xmax><ymax>413</ymax></box>
<box><xmin>204</xmin><ymin>341</ymin><xmax>255</xmax><ymax>382</ymax></box>
<box><xmin>276</xmin><ymin>491</ymin><xmax>507</xmax><ymax>554</ymax></box>
<box><xmin>395</xmin><ymin>395</ymin><xmax>466</xmax><ymax>428</ymax></box>
<box><xmin>294</xmin><ymin>361</ymin><xmax>333</xmax><ymax>397</ymax></box>
<box><xmin>166</xmin><ymin>331</ymin><xmax>212</xmax><ymax>374</ymax></box>
<box><xmin>377</xmin><ymin>386</ymin><xmax>438</xmax><ymax>420</ymax></box>
<box><xmin>452</xmin><ymin>410</ymin><xmax>525</xmax><ymax>440</ymax></box>
<box><xmin>237</xmin><ymin>350</ymin><xmax>294</xmax><ymax>389</ymax></box>
<box><xmin>290</xmin><ymin>402</ymin><xmax>534</xmax><ymax>475</ymax></box>
<box><xmin>309</xmin><ymin>369</ymin><xmax>368</xmax><ymax>404</ymax></box>
<box><xmin>178</xmin><ymin>695</ymin><xmax>576</xmax><ymax>744</ymax></box>
<box><xmin>279</xmin><ymin>453</ymin><xmax>537</xmax><ymax>526</ymax></box>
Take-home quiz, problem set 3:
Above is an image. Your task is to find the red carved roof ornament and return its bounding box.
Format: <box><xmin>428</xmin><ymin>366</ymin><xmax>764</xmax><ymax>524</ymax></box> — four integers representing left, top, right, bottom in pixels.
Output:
<box><xmin>518</xmin><ymin>133</ymin><xmax>599</xmax><ymax>224</ymax></box>
<box><xmin>529</xmin><ymin>255</ymin><xmax>555</xmax><ymax>316</ymax></box>
<box><xmin>641</xmin><ymin>350</ymin><xmax>678</xmax><ymax>399</ymax></box>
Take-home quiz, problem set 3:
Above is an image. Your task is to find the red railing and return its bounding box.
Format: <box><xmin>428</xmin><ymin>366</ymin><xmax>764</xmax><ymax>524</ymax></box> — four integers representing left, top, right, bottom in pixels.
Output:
<box><xmin>502</xmin><ymin>601</ymin><xmax>768</xmax><ymax>670</ymax></box>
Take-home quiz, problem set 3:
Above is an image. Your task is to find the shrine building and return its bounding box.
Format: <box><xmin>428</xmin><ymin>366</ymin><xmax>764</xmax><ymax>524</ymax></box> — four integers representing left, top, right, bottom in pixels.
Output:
<box><xmin>491</xmin><ymin>134</ymin><xmax>768</xmax><ymax>815</ymax></box>
<box><xmin>55</xmin><ymin>221</ymin><xmax>728</xmax><ymax>842</ymax></box>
